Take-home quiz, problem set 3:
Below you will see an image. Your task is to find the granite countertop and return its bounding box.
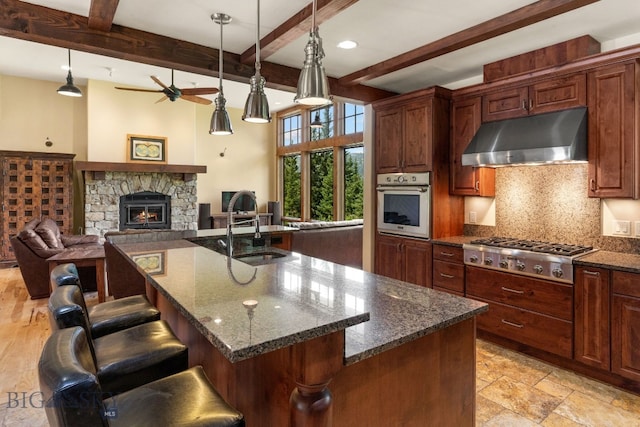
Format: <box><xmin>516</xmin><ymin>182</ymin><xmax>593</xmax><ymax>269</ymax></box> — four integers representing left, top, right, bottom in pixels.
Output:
<box><xmin>114</xmin><ymin>239</ymin><xmax>487</xmax><ymax>366</ymax></box>
<box><xmin>195</xmin><ymin>225</ymin><xmax>298</xmax><ymax>239</ymax></box>
<box><xmin>574</xmin><ymin>250</ymin><xmax>640</xmax><ymax>274</ymax></box>
<box><xmin>431</xmin><ymin>236</ymin><xmax>476</xmax><ymax>247</ymax></box>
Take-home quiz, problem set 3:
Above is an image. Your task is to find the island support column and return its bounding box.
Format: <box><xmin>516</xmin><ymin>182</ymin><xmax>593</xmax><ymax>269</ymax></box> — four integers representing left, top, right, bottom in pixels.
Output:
<box><xmin>290</xmin><ymin>332</ymin><xmax>345</xmax><ymax>427</ymax></box>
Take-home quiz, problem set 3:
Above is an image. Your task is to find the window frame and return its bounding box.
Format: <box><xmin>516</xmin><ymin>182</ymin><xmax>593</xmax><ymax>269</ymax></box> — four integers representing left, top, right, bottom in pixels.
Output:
<box><xmin>276</xmin><ymin>101</ymin><xmax>364</xmax><ymax>222</ymax></box>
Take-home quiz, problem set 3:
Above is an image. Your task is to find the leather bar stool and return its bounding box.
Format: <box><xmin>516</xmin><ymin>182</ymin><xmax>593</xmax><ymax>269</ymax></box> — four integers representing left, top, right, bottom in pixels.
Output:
<box><xmin>50</xmin><ymin>262</ymin><xmax>160</xmax><ymax>338</ymax></box>
<box><xmin>48</xmin><ymin>285</ymin><xmax>188</xmax><ymax>395</ymax></box>
<box><xmin>39</xmin><ymin>327</ymin><xmax>245</xmax><ymax>427</ymax></box>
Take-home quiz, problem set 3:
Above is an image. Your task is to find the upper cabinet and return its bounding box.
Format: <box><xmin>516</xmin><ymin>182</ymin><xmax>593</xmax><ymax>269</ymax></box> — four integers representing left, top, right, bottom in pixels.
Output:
<box><xmin>374</xmin><ymin>96</ymin><xmax>434</xmax><ymax>173</ymax></box>
<box><xmin>482</xmin><ymin>73</ymin><xmax>587</xmax><ymax>122</ymax></box>
<box><xmin>587</xmin><ymin>60</ymin><xmax>639</xmax><ymax>199</ymax></box>
<box><xmin>450</xmin><ymin>97</ymin><xmax>495</xmax><ymax>196</ymax></box>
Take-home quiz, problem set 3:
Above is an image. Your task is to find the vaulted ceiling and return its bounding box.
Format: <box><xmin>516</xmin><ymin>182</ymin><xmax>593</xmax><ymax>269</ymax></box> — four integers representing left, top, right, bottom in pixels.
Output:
<box><xmin>1</xmin><ymin>0</ymin><xmax>639</xmax><ymax>111</ymax></box>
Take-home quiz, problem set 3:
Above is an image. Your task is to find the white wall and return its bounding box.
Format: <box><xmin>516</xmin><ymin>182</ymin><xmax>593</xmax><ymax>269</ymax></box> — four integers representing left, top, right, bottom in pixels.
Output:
<box><xmin>602</xmin><ymin>199</ymin><xmax>640</xmax><ymax>238</ymax></box>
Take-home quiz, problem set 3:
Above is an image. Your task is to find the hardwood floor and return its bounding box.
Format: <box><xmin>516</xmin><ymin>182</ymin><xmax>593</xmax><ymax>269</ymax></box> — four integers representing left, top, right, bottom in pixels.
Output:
<box><xmin>0</xmin><ymin>266</ymin><xmax>639</xmax><ymax>426</ymax></box>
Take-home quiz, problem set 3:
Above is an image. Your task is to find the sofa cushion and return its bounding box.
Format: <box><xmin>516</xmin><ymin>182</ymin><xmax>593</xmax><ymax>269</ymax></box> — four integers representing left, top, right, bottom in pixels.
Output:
<box><xmin>35</xmin><ymin>218</ymin><xmax>64</xmax><ymax>249</ymax></box>
<box><xmin>18</xmin><ymin>228</ymin><xmax>49</xmax><ymax>251</ymax></box>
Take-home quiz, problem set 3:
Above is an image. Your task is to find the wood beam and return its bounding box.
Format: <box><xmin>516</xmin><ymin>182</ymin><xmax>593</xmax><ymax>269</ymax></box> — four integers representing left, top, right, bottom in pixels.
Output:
<box><xmin>0</xmin><ymin>0</ymin><xmax>393</xmax><ymax>103</ymax></box>
<box><xmin>339</xmin><ymin>0</ymin><xmax>600</xmax><ymax>86</ymax></box>
<box><xmin>88</xmin><ymin>0</ymin><xmax>120</xmax><ymax>32</ymax></box>
<box><xmin>240</xmin><ymin>0</ymin><xmax>359</xmax><ymax>65</ymax></box>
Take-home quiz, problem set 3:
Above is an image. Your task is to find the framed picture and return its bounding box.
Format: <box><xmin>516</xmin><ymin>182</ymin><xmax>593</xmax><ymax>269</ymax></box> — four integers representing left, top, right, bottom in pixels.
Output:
<box><xmin>131</xmin><ymin>251</ymin><xmax>166</xmax><ymax>276</ymax></box>
<box><xmin>127</xmin><ymin>134</ymin><xmax>167</xmax><ymax>164</ymax></box>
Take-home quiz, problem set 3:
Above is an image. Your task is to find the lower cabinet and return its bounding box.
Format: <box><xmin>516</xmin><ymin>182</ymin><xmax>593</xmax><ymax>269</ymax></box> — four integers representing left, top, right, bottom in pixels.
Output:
<box><xmin>574</xmin><ymin>266</ymin><xmax>611</xmax><ymax>370</ymax></box>
<box><xmin>466</xmin><ymin>266</ymin><xmax>573</xmax><ymax>358</ymax></box>
<box><xmin>611</xmin><ymin>271</ymin><xmax>640</xmax><ymax>382</ymax></box>
<box><xmin>375</xmin><ymin>234</ymin><xmax>432</xmax><ymax>287</ymax></box>
<box><xmin>432</xmin><ymin>244</ymin><xmax>465</xmax><ymax>296</ymax></box>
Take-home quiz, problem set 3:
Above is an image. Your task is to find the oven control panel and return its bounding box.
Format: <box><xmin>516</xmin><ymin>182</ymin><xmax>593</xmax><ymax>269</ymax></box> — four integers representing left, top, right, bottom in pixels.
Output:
<box><xmin>377</xmin><ymin>172</ymin><xmax>430</xmax><ymax>186</ymax></box>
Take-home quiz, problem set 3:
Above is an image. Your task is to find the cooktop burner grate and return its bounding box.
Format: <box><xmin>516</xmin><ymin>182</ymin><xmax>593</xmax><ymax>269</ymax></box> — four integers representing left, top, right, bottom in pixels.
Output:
<box><xmin>469</xmin><ymin>237</ymin><xmax>593</xmax><ymax>256</ymax></box>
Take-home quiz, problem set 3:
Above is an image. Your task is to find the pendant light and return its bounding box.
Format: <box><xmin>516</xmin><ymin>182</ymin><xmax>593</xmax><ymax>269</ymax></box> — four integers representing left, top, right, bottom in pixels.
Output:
<box><xmin>242</xmin><ymin>0</ymin><xmax>271</xmax><ymax>123</ymax></box>
<box><xmin>210</xmin><ymin>13</ymin><xmax>233</xmax><ymax>136</ymax></box>
<box><xmin>310</xmin><ymin>111</ymin><xmax>323</xmax><ymax>128</ymax></box>
<box><xmin>294</xmin><ymin>0</ymin><xmax>331</xmax><ymax>105</ymax></box>
<box><xmin>57</xmin><ymin>49</ymin><xmax>82</xmax><ymax>97</ymax></box>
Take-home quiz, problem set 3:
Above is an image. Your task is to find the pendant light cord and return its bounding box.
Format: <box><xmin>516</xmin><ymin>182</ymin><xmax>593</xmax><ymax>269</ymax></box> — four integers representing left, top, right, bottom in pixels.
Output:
<box><xmin>255</xmin><ymin>0</ymin><xmax>261</xmax><ymax>74</ymax></box>
<box><xmin>219</xmin><ymin>17</ymin><xmax>224</xmax><ymax>95</ymax></box>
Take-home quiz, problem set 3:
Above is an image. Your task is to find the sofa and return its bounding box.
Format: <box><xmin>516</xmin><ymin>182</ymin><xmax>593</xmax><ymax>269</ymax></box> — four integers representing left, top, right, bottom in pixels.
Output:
<box><xmin>10</xmin><ymin>218</ymin><xmax>101</xmax><ymax>299</ymax></box>
<box><xmin>289</xmin><ymin>220</ymin><xmax>363</xmax><ymax>268</ymax></box>
<box><xmin>104</xmin><ymin>229</ymin><xmax>196</xmax><ymax>299</ymax></box>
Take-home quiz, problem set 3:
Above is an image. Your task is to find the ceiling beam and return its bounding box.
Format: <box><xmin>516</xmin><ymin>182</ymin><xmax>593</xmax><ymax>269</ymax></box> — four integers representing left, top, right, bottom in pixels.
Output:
<box><xmin>240</xmin><ymin>0</ymin><xmax>359</xmax><ymax>65</ymax></box>
<box><xmin>88</xmin><ymin>0</ymin><xmax>120</xmax><ymax>32</ymax></box>
<box><xmin>339</xmin><ymin>0</ymin><xmax>600</xmax><ymax>86</ymax></box>
<box><xmin>0</xmin><ymin>0</ymin><xmax>393</xmax><ymax>103</ymax></box>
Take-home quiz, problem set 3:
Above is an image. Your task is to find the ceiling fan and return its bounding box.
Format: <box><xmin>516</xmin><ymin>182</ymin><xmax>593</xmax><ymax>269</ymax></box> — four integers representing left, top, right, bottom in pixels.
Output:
<box><xmin>115</xmin><ymin>70</ymin><xmax>218</xmax><ymax>105</ymax></box>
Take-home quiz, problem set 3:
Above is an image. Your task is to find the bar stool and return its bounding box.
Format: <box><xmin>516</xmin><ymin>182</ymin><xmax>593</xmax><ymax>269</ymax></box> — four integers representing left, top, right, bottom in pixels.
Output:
<box><xmin>48</xmin><ymin>284</ymin><xmax>188</xmax><ymax>395</ymax></box>
<box><xmin>39</xmin><ymin>327</ymin><xmax>245</xmax><ymax>427</ymax></box>
<box><xmin>50</xmin><ymin>262</ymin><xmax>160</xmax><ymax>338</ymax></box>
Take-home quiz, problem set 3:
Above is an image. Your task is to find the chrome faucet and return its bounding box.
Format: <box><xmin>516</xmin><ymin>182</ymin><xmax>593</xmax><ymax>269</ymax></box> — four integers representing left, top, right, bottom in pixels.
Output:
<box><xmin>226</xmin><ymin>190</ymin><xmax>261</xmax><ymax>258</ymax></box>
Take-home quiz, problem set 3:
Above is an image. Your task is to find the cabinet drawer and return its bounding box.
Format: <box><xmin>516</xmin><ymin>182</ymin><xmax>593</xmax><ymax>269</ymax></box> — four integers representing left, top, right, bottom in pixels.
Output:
<box><xmin>433</xmin><ymin>260</ymin><xmax>464</xmax><ymax>293</ymax></box>
<box><xmin>612</xmin><ymin>270</ymin><xmax>640</xmax><ymax>298</ymax></box>
<box><xmin>466</xmin><ymin>266</ymin><xmax>573</xmax><ymax>321</ymax></box>
<box><xmin>474</xmin><ymin>297</ymin><xmax>573</xmax><ymax>358</ymax></box>
<box><xmin>433</xmin><ymin>244</ymin><xmax>463</xmax><ymax>263</ymax></box>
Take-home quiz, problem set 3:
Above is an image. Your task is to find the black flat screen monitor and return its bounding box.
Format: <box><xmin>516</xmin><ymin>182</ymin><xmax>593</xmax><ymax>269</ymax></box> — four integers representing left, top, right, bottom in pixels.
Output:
<box><xmin>222</xmin><ymin>191</ymin><xmax>255</xmax><ymax>213</ymax></box>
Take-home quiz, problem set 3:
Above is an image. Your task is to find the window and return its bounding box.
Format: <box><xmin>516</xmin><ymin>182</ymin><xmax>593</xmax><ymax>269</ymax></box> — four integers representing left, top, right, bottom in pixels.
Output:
<box><xmin>310</xmin><ymin>150</ymin><xmax>334</xmax><ymax>221</ymax></box>
<box><xmin>283</xmin><ymin>155</ymin><xmax>301</xmax><ymax>218</ymax></box>
<box><xmin>277</xmin><ymin>102</ymin><xmax>364</xmax><ymax>222</ymax></box>
<box><xmin>282</xmin><ymin>114</ymin><xmax>301</xmax><ymax>146</ymax></box>
<box><xmin>344</xmin><ymin>103</ymin><xmax>364</xmax><ymax>134</ymax></box>
<box><xmin>344</xmin><ymin>146</ymin><xmax>364</xmax><ymax>220</ymax></box>
<box><xmin>310</xmin><ymin>106</ymin><xmax>334</xmax><ymax>141</ymax></box>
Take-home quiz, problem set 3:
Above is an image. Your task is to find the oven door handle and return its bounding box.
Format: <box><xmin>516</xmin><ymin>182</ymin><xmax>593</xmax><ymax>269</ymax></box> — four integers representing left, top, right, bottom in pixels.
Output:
<box><xmin>376</xmin><ymin>186</ymin><xmax>430</xmax><ymax>193</ymax></box>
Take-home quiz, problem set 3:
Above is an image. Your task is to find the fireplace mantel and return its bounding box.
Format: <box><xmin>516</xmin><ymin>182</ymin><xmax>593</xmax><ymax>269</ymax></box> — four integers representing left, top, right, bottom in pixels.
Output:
<box><xmin>76</xmin><ymin>161</ymin><xmax>206</xmax><ymax>181</ymax></box>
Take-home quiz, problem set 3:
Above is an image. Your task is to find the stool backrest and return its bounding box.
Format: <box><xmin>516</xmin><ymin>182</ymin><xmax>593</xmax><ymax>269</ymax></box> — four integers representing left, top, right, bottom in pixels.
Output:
<box><xmin>48</xmin><ymin>284</ymin><xmax>97</xmax><ymax>364</ymax></box>
<box><xmin>50</xmin><ymin>262</ymin><xmax>82</xmax><ymax>289</ymax></box>
<box><xmin>38</xmin><ymin>327</ymin><xmax>110</xmax><ymax>427</ymax></box>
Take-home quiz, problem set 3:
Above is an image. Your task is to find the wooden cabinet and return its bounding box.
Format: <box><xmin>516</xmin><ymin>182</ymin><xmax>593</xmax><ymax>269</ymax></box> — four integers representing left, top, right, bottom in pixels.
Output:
<box><xmin>466</xmin><ymin>266</ymin><xmax>573</xmax><ymax>358</ymax></box>
<box><xmin>374</xmin><ymin>100</ymin><xmax>432</xmax><ymax>173</ymax></box>
<box><xmin>574</xmin><ymin>266</ymin><xmax>611</xmax><ymax>370</ymax></box>
<box><xmin>375</xmin><ymin>234</ymin><xmax>432</xmax><ymax>287</ymax></box>
<box><xmin>587</xmin><ymin>61</ymin><xmax>639</xmax><ymax>199</ymax></box>
<box><xmin>0</xmin><ymin>151</ymin><xmax>75</xmax><ymax>262</ymax></box>
<box><xmin>450</xmin><ymin>97</ymin><xmax>495</xmax><ymax>196</ymax></box>
<box><xmin>612</xmin><ymin>271</ymin><xmax>640</xmax><ymax>382</ymax></box>
<box><xmin>482</xmin><ymin>74</ymin><xmax>586</xmax><ymax>122</ymax></box>
<box><xmin>432</xmin><ymin>244</ymin><xmax>464</xmax><ymax>296</ymax></box>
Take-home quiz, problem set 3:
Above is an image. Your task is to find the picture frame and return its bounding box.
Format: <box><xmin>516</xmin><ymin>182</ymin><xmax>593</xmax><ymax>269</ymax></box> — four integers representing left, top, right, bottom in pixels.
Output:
<box><xmin>131</xmin><ymin>251</ymin><xmax>166</xmax><ymax>276</ymax></box>
<box><xmin>127</xmin><ymin>134</ymin><xmax>167</xmax><ymax>164</ymax></box>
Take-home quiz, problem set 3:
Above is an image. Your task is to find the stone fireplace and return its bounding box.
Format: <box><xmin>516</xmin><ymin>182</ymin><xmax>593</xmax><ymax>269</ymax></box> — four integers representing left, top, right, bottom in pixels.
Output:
<box><xmin>78</xmin><ymin>162</ymin><xmax>205</xmax><ymax>237</ymax></box>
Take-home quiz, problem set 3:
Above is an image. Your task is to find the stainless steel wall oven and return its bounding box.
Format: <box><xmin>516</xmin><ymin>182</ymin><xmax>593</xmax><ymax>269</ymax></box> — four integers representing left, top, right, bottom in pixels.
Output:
<box><xmin>376</xmin><ymin>172</ymin><xmax>430</xmax><ymax>239</ymax></box>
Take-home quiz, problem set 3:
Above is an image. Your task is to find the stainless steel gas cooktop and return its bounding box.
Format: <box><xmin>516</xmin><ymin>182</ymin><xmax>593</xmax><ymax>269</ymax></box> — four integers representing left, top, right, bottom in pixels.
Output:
<box><xmin>463</xmin><ymin>237</ymin><xmax>596</xmax><ymax>283</ymax></box>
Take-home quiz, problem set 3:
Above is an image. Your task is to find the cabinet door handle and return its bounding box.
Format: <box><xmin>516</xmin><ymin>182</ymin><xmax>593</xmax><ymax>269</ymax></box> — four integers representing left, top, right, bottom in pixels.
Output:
<box><xmin>529</xmin><ymin>99</ymin><xmax>533</xmax><ymax>111</ymax></box>
<box><xmin>474</xmin><ymin>181</ymin><xmax>480</xmax><ymax>191</ymax></box>
<box><xmin>501</xmin><ymin>286</ymin><xmax>524</xmax><ymax>294</ymax></box>
<box><xmin>440</xmin><ymin>273</ymin><xmax>455</xmax><ymax>279</ymax></box>
<box><xmin>439</xmin><ymin>252</ymin><xmax>454</xmax><ymax>257</ymax></box>
<box><xmin>522</xmin><ymin>100</ymin><xmax>528</xmax><ymax>110</ymax></box>
<box><xmin>583</xmin><ymin>270</ymin><xmax>600</xmax><ymax>277</ymax></box>
<box><xmin>501</xmin><ymin>319</ymin><xmax>524</xmax><ymax>328</ymax></box>
<box><xmin>589</xmin><ymin>179</ymin><xmax>596</xmax><ymax>192</ymax></box>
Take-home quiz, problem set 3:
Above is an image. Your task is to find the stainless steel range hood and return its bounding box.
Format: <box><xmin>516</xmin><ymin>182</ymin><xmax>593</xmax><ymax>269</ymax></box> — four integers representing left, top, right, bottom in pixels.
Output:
<box><xmin>461</xmin><ymin>107</ymin><xmax>587</xmax><ymax>167</ymax></box>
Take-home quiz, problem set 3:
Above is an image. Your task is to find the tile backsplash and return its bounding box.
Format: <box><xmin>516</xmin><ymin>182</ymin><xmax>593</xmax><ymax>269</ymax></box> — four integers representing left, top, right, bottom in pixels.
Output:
<box><xmin>464</xmin><ymin>164</ymin><xmax>640</xmax><ymax>253</ymax></box>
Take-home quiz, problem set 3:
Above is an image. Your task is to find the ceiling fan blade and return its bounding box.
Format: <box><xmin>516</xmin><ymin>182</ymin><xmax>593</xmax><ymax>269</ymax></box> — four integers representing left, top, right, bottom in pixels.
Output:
<box><xmin>180</xmin><ymin>87</ymin><xmax>219</xmax><ymax>95</ymax></box>
<box><xmin>115</xmin><ymin>87</ymin><xmax>162</xmax><ymax>93</ymax></box>
<box><xmin>151</xmin><ymin>76</ymin><xmax>170</xmax><ymax>90</ymax></box>
<box><xmin>181</xmin><ymin>94</ymin><xmax>213</xmax><ymax>105</ymax></box>
<box><xmin>155</xmin><ymin>95</ymin><xmax>169</xmax><ymax>104</ymax></box>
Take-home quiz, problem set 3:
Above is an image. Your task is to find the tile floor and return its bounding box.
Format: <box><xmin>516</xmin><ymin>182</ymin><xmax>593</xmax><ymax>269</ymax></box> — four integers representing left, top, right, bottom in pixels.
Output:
<box><xmin>476</xmin><ymin>340</ymin><xmax>640</xmax><ymax>426</ymax></box>
<box><xmin>1</xmin><ymin>266</ymin><xmax>639</xmax><ymax>426</ymax></box>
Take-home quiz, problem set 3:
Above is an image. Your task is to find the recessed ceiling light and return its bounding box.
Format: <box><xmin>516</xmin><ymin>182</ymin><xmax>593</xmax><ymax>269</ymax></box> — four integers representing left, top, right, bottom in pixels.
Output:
<box><xmin>337</xmin><ymin>40</ymin><xmax>358</xmax><ymax>49</ymax></box>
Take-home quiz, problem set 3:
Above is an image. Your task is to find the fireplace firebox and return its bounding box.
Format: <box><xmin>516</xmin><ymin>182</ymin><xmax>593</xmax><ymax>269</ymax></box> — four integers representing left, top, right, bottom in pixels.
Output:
<box><xmin>119</xmin><ymin>191</ymin><xmax>171</xmax><ymax>230</ymax></box>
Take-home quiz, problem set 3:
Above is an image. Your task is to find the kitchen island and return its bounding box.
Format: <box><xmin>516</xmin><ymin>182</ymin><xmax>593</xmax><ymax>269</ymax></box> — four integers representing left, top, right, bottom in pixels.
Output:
<box><xmin>111</xmin><ymin>234</ymin><xmax>487</xmax><ymax>426</ymax></box>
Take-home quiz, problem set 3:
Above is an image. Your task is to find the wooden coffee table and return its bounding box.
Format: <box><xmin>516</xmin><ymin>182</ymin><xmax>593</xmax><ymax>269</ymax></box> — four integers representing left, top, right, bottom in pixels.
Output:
<box><xmin>47</xmin><ymin>247</ymin><xmax>107</xmax><ymax>302</ymax></box>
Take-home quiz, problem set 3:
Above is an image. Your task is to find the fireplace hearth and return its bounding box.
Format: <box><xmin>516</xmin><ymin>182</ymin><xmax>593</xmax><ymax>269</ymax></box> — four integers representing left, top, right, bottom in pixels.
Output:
<box><xmin>119</xmin><ymin>191</ymin><xmax>171</xmax><ymax>230</ymax></box>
